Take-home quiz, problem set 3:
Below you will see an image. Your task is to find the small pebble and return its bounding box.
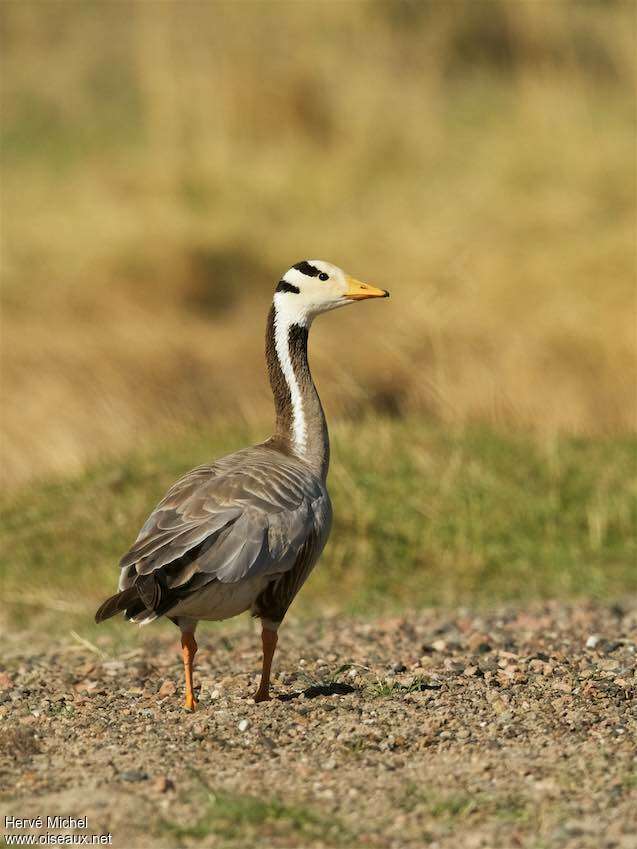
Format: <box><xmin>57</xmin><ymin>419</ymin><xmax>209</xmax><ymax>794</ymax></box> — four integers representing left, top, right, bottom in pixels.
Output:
<box><xmin>120</xmin><ymin>770</ymin><xmax>148</xmax><ymax>783</ymax></box>
<box><xmin>238</xmin><ymin>719</ymin><xmax>250</xmax><ymax>732</ymax></box>
<box><xmin>586</xmin><ymin>635</ymin><xmax>600</xmax><ymax>649</ymax></box>
<box><xmin>153</xmin><ymin>775</ymin><xmax>175</xmax><ymax>793</ymax></box>
<box><xmin>158</xmin><ymin>680</ymin><xmax>176</xmax><ymax>698</ymax></box>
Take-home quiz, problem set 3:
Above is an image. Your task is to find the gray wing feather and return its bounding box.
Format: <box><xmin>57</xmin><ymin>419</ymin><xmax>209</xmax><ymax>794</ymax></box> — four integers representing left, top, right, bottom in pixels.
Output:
<box><xmin>210</xmin><ymin>498</ymin><xmax>313</xmax><ymax>583</ymax></box>
<box><xmin>117</xmin><ymin>446</ymin><xmax>328</xmax><ymax>607</ymax></box>
<box><xmin>267</xmin><ymin>500</ymin><xmax>313</xmax><ymax>562</ymax></box>
<box><xmin>127</xmin><ymin>511</ymin><xmax>242</xmax><ymax>575</ymax></box>
<box><xmin>206</xmin><ymin>510</ymin><xmax>269</xmax><ymax>582</ymax></box>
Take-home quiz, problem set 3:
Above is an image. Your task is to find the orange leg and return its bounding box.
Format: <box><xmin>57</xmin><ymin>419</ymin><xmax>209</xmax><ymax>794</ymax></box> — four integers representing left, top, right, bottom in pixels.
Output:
<box><xmin>254</xmin><ymin>626</ymin><xmax>278</xmax><ymax>703</ymax></box>
<box><xmin>181</xmin><ymin>632</ymin><xmax>198</xmax><ymax>711</ymax></box>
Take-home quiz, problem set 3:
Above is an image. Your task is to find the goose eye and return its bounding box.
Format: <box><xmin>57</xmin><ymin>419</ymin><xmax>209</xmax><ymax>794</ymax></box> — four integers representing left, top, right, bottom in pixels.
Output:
<box><xmin>318</xmin><ymin>272</ymin><xmax>329</xmax><ymax>281</ymax></box>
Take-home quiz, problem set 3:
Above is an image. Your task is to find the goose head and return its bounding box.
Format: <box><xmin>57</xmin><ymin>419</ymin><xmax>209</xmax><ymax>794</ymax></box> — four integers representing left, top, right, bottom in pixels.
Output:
<box><xmin>274</xmin><ymin>260</ymin><xmax>389</xmax><ymax>325</ymax></box>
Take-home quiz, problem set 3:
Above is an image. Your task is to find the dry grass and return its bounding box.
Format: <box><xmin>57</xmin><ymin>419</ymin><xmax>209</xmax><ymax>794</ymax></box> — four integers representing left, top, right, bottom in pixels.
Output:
<box><xmin>1</xmin><ymin>1</ymin><xmax>636</xmax><ymax>487</ymax></box>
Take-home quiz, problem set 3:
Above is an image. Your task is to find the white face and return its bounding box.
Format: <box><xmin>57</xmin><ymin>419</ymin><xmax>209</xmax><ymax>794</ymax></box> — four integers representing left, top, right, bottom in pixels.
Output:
<box><xmin>274</xmin><ymin>259</ymin><xmax>388</xmax><ymax>326</ymax></box>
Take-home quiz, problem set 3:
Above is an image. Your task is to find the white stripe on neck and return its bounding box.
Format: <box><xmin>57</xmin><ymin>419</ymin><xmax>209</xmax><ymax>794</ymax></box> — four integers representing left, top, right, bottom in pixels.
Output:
<box><xmin>273</xmin><ymin>293</ymin><xmax>309</xmax><ymax>455</ymax></box>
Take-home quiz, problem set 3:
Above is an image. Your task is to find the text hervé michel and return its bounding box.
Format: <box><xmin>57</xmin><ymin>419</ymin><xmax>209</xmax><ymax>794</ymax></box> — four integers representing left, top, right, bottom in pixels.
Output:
<box><xmin>5</xmin><ymin>816</ymin><xmax>89</xmax><ymax>829</ymax></box>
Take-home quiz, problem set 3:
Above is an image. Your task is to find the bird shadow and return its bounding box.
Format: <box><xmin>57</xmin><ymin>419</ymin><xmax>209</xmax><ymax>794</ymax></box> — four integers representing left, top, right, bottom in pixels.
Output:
<box><xmin>277</xmin><ymin>682</ymin><xmax>357</xmax><ymax>702</ymax></box>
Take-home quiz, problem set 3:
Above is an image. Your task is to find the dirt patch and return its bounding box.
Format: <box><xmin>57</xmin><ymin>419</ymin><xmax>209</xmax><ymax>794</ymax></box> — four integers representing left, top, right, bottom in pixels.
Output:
<box><xmin>1</xmin><ymin>603</ymin><xmax>636</xmax><ymax>848</ymax></box>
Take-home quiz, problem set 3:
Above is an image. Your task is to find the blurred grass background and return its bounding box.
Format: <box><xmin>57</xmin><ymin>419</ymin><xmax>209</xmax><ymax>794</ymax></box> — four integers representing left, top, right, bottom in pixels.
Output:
<box><xmin>1</xmin><ymin>0</ymin><xmax>636</xmax><ymax>629</ymax></box>
<box><xmin>3</xmin><ymin>421</ymin><xmax>636</xmax><ymax>633</ymax></box>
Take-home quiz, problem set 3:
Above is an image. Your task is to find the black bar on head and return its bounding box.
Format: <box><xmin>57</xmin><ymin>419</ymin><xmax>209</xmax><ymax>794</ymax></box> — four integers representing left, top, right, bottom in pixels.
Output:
<box><xmin>292</xmin><ymin>261</ymin><xmax>321</xmax><ymax>277</ymax></box>
<box><xmin>276</xmin><ymin>280</ymin><xmax>300</xmax><ymax>294</ymax></box>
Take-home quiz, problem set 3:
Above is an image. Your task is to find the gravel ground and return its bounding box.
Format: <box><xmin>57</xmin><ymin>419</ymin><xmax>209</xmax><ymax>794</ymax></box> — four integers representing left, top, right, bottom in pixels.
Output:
<box><xmin>1</xmin><ymin>603</ymin><xmax>636</xmax><ymax>849</ymax></box>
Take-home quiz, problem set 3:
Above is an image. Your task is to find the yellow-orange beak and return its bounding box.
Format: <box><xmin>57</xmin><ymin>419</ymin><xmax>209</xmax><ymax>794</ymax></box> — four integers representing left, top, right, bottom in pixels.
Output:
<box><xmin>345</xmin><ymin>276</ymin><xmax>390</xmax><ymax>301</ymax></box>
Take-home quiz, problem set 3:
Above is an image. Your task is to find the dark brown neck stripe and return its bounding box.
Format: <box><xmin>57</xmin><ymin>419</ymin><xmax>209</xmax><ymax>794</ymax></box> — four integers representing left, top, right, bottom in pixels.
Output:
<box><xmin>265</xmin><ymin>305</ymin><xmax>293</xmax><ymax>446</ymax></box>
<box><xmin>287</xmin><ymin>323</ymin><xmax>310</xmax><ymax>383</ymax></box>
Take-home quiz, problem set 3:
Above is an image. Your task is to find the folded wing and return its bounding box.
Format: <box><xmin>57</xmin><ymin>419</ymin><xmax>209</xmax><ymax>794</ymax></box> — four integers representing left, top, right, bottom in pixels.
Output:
<box><xmin>115</xmin><ymin>446</ymin><xmax>328</xmax><ymax>618</ymax></box>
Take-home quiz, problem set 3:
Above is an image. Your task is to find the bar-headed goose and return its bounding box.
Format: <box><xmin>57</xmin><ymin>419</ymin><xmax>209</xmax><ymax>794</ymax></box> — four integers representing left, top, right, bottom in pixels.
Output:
<box><xmin>95</xmin><ymin>260</ymin><xmax>389</xmax><ymax>709</ymax></box>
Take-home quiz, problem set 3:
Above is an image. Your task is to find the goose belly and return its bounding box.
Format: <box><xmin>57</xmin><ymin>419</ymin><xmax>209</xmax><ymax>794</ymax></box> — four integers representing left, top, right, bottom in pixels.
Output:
<box><xmin>169</xmin><ymin>576</ymin><xmax>271</xmax><ymax>622</ymax></box>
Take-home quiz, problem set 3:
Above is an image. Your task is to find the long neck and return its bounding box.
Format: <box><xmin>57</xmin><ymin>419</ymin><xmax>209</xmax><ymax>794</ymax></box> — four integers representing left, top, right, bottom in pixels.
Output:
<box><xmin>265</xmin><ymin>302</ymin><xmax>329</xmax><ymax>479</ymax></box>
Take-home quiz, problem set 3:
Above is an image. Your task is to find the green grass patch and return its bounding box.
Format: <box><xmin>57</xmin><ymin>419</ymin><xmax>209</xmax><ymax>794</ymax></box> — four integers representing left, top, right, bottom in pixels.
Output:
<box><xmin>398</xmin><ymin>782</ymin><xmax>532</xmax><ymax>826</ymax></box>
<box><xmin>366</xmin><ymin>675</ymin><xmax>441</xmax><ymax>699</ymax></box>
<box><xmin>1</xmin><ymin>418</ymin><xmax>635</xmax><ymax>633</ymax></box>
<box><xmin>159</xmin><ymin>773</ymin><xmax>351</xmax><ymax>847</ymax></box>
